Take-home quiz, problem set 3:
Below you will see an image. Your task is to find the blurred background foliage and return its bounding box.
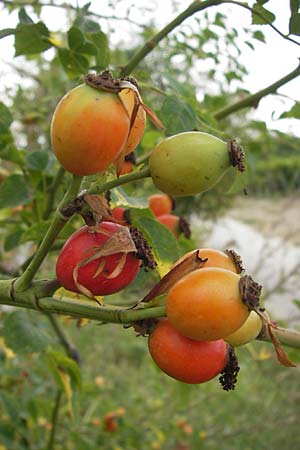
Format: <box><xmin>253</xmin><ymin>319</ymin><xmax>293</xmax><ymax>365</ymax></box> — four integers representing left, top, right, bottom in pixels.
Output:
<box><xmin>1</xmin><ymin>0</ymin><xmax>300</xmax><ymax>449</ymax></box>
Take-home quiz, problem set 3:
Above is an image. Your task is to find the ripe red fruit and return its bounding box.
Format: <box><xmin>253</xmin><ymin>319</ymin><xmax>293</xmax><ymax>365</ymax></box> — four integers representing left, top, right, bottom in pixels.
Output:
<box><xmin>148</xmin><ymin>319</ymin><xmax>228</xmax><ymax>384</ymax></box>
<box><xmin>111</xmin><ymin>207</ymin><xmax>128</xmax><ymax>224</ymax></box>
<box><xmin>148</xmin><ymin>193</ymin><xmax>173</xmax><ymax>217</ymax></box>
<box><xmin>56</xmin><ymin>222</ymin><xmax>140</xmax><ymax>296</ymax></box>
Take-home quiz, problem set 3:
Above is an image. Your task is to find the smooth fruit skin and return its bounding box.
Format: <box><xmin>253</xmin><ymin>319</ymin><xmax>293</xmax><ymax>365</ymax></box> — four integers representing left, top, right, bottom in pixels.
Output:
<box><xmin>157</xmin><ymin>214</ymin><xmax>180</xmax><ymax>238</ymax></box>
<box><xmin>119</xmin><ymin>88</ymin><xmax>146</xmax><ymax>155</ymax></box>
<box><xmin>225</xmin><ymin>311</ymin><xmax>262</xmax><ymax>347</ymax></box>
<box><xmin>149</xmin><ymin>132</ymin><xmax>230</xmax><ymax>196</ymax></box>
<box><xmin>56</xmin><ymin>222</ymin><xmax>140</xmax><ymax>296</ymax></box>
<box><xmin>148</xmin><ymin>193</ymin><xmax>173</xmax><ymax>217</ymax></box>
<box><xmin>173</xmin><ymin>248</ymin><xmax>239</xmax><ymax>273</ymax></box>
<box><xmin>148</xmin><ymin>319</ymin><xmax>228</xmax><ymax>384</ymax></box>
<box><xmin>51</xmin><ymin>84</ymin><xmax>130</xmax><ymax>176</ymax></box>
<box><xmin>166</xmin><ymin>267</ymin><xmax>250</xmax><ymax>341</ymax></box>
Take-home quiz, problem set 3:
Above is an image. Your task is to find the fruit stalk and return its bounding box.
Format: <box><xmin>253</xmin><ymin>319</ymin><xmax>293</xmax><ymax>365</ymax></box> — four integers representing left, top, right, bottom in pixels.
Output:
<box><xmin>88</xmin><ymin>165</ymin><xmax>151</xmax><ymax>194</ymax></box>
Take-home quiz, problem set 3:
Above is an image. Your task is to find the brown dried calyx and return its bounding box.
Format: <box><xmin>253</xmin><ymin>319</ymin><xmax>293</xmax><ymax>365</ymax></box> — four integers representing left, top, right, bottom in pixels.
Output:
<box><xmin>225</xmin><ymin>249</ymin><xmax>244</xmax><ymax>274</ymax></box>
<box><xmin>228</xmin><ymin>139</ymin><xmax>246</xmax><ymax>172</ymax></box>
<box><xmin>129</xmin><ymin>226</ymin><xmax>157</xmax><ymax>271</ymax></box>
<box><xmin>239</xmin><ymin>274</ymin><xmax>262</xmax><ymax>310</ymax></box>
<box><xmin>84</xmin><ymin>70</ymin><xmax>124</xmax><ymax>92</ymax></box>
<box><xmin>178</xmin><ymin>217</ymin><xmax>191</xmax><ymax>239</ymax></box>
<box><xmin>219</xmin><ymin>346</ymin><xmax>240</xmax><ymax>391</ymax></box>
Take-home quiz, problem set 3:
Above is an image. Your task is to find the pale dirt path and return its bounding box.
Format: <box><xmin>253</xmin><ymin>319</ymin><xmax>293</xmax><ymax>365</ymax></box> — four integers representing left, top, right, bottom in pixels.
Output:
<box><xmin>224</xmin><ymin>195</ymin><xmax>300</xmax><ymax>245</ymax></box>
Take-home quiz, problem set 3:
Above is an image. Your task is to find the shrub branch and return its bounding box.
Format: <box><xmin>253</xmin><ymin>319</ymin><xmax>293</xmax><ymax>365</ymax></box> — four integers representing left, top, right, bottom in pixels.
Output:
<box><xmin>214</xmin><ymin>63</ymin><xmax>300</xmax><ymax>120</ymax></box>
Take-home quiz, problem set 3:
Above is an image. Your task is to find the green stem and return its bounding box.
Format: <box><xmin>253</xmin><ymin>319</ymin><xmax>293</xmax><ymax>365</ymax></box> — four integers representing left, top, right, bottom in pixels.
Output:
<box><xmin>120</xmin><ymin>0</ymin><xmax>223</xmax><ymax>77</ymax></box>
<box><xmin>43</xmin><ymin>166</ymin><xmax>66</xmax><ymax>220</ymax></box>
<box><xmin>88</xmin><ymin>166</ymin><xmax>151</xmax><ymax>195</ymax></box>
<box><xmin>214</xmin><ymin>63</ymin><xmax>300</xmax><ymax>120</ymax></box>
<box><xmin>2</xmin><ymin>277</ymin><xmax>300</xmax><ymax>350</ymax></box>
<box><xmin>47</xmin><ymin>314</ymin><xmax>81</xmax><ymax>365</ymax></box>
<box><xmin>13</xmin><ymin>175</ymin><xmax>83</xmax><ymax>293</ymax></box>
<box><xmin>46</xmin><ymin>390</ymin><xmax>63</xmax><ymax>450</ymax></box>
<box><xmin>259</xmin><ymin>326</ymin><xmax>300</xmax><ymax>349</ymax></box>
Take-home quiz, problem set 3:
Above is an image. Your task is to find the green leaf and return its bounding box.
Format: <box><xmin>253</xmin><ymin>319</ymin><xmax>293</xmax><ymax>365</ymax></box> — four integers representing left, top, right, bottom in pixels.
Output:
<box><xmin>252</xmin><ymin>3</ymin><xmax>276</xmax><ymax>25</ymax></box>
<box><xmin>58</xmin><ymin>47</ymin><xmax>89</xmax><ymax>77</ymax></box>
<box><xmin>68</xmin><ymin>26</ymin><xmax>85</xmax><ymax>51</ymax></box>
<box><xmin>78</xmin><ymin>41</ymin><xmax>97</xmax><ymax>55</ymax></box>
<box><xmin>130</xmin><ymin>208</ymin><xmax>180</xmax><ymax>276</ymax></box>
<box><xmin>46</xmin><ymin>350</ymin><xmax>82</xmax><ymax>416</ymax></box>
<box><xmin>160</xmin><ymin>95</ymin><xmax>196</xmax><ymax>134</ymax></box>
<box><xmin>73</xmin><ymin>15</ymin><xmax>100</xmax><ymax>33</ymax></box>
<box><xmin>25</xmin><ymin>150</ymin><xmax>49</xmax><ymax>171</ymax></box>
<box><xmin>0</xmin><ymin>102</ymin><xmax>13</xmax><ymax>130</ymax></box>
<box><xmin>18</xmin><ymin>7</ymin><xmax>34</xmax><ymax>24</ymax></box>
<box><xmin>289</xmin><ymin>0</ymin><xmax>300</xmax><ymax>34</ymax></box>
<box><xmin>0</xmin><ymin>145</ymin><xmax>25</xmax><ymax>166</ymax></box>
<box><xmin>47</xmin><ymin>350</ymin><xmax>81</xmax><ymax>390</ymax></box>
<box><xmin>110</xmin><ymin>186</ymin><xmax>148</xmax><ymax>209</ymax></box>
<box><xmin>3</xmin><ymin>311</ymin><xmax>51</xmax><ymax>354</ymax></box>
<box><xmin>15</xmin><ymin>22</ymin><xmax>52</xmax><ymax>56</ymax></box>
<box><xmin>225</xmin><ymin>71</ymin><xmax>243</xmax><ymax>83</ymax></box>
<box><xmin>21</xmin><ymin>220</ymin><xmax>76</xmax><ymax>244</ymax></box>
<box><xmin>0</xmin><ymin>28</ymin><xmax>16</xmax><ymax>39</ymax></box>
<box><xmin>253</xmin><ymin>30</ymin><xmax>266</xmax><ymax>42</ymax></box>
<box><xmin>0</xmin><ymin>174</ymin><xmax>31</xmax><ymax>208</ymax></box>
<box><xmin>87</xmin><ymin>31</ymin><xmax>110</xmax><ymax>69</ymax></box>
<box><xmin>279</xmin><ymin>102</ymin><xmax>300</xmax><ymax>119</ymax></box>
<box><xmin>4</xmin><ymin>228</ymin><xmax>23</xmax><ymax>251</ymax></box>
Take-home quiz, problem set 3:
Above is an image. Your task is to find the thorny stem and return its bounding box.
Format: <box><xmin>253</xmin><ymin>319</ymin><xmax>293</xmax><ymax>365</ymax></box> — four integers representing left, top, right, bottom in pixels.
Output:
<box><xmin>88</xmin><ymin>166</ymin><xmax>151</xmax><ymax>195</ymax></box>
<box><xmin>2</xmin><ymin>277</ymin><xmax>300</xmax><ymax>350</ymax></box>
<box><xmin>214</xmin><ymin>63</ymin><xmax>300</xmax><ymax>120</ymax></box>
<box><xmin>46</xmin><ymin>389</ymin><xmax>63</xmax><ymax>450</ymax></box>
<box><xmin>13</xmin><ymin>175</ymin><xmax>83</xmax><ymax>293</ymax></box>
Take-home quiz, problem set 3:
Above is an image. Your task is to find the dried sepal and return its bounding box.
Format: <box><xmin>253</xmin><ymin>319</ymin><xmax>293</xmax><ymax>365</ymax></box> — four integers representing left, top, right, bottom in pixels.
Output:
<box><xmin>256</xmin><ymin>308</ymin><xmax>296</xmax><ymax>368</ymax></box>
<box><xmin>225</xmin><ymin>249</ymin><xmax>244</xmax><ymax>274</ymax></box>
<box><xmin>228</xmin><ymin>139</ymin><xmax>246</xmax><ymax>172</ymax></box>
<box><xmin>219</xmin><ymin>346</ymin><xmax>240</xmax><ymax>391</ymax></box>
<box><xmin>142</xmin><ymin>251</ymin><xmax>207</xmax><ymax>304</ymax></box>
<box><xmin>72</xmin><ymin>226</ymin><xmax>137</xmax><ymax>302</ymax></box>
<box><xmin>83</xmin><ymin>194</ymin><xmax>113</xmax><ymax>223</ymax></box>
<box><xmin>129</xmin><ymin>226</ymin><xmax>157</xmax><ymax>271</ymax></box>
<box><xmin>239</xmin><ymin>274</ymin><xmax>262</xmax><ymax>310</ymax></box>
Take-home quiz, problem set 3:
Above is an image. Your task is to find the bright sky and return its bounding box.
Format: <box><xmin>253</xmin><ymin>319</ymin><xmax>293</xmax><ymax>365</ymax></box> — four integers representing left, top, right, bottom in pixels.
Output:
<box><xmin>0</xmin><ymin>0</ymin><xmax>299</xmax><ymax>135</ymax></box>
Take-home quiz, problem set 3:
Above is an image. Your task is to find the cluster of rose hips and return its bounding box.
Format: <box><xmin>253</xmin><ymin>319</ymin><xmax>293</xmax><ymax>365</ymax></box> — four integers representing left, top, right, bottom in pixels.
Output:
<box><xmin>148</xmin><ymin>249</ymin><xmax>262</xmax><ymax>389</ymax></box>
<box><xmin>51</xmin><ymin>71</ymin><xmax>257</xmax><ymax>390</ymax></box>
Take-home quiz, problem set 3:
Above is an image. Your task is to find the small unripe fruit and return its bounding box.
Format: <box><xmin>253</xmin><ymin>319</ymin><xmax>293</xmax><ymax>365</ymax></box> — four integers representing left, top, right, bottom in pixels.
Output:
<box><xmin>149</xmin><ymin>132</ymin><xmax>244</xmax><ymax>196</ymax></box>
<box><xmin>225</xmin><ymin>311</ymin><xmax>262</xmax><ymax>347</ymax></box>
